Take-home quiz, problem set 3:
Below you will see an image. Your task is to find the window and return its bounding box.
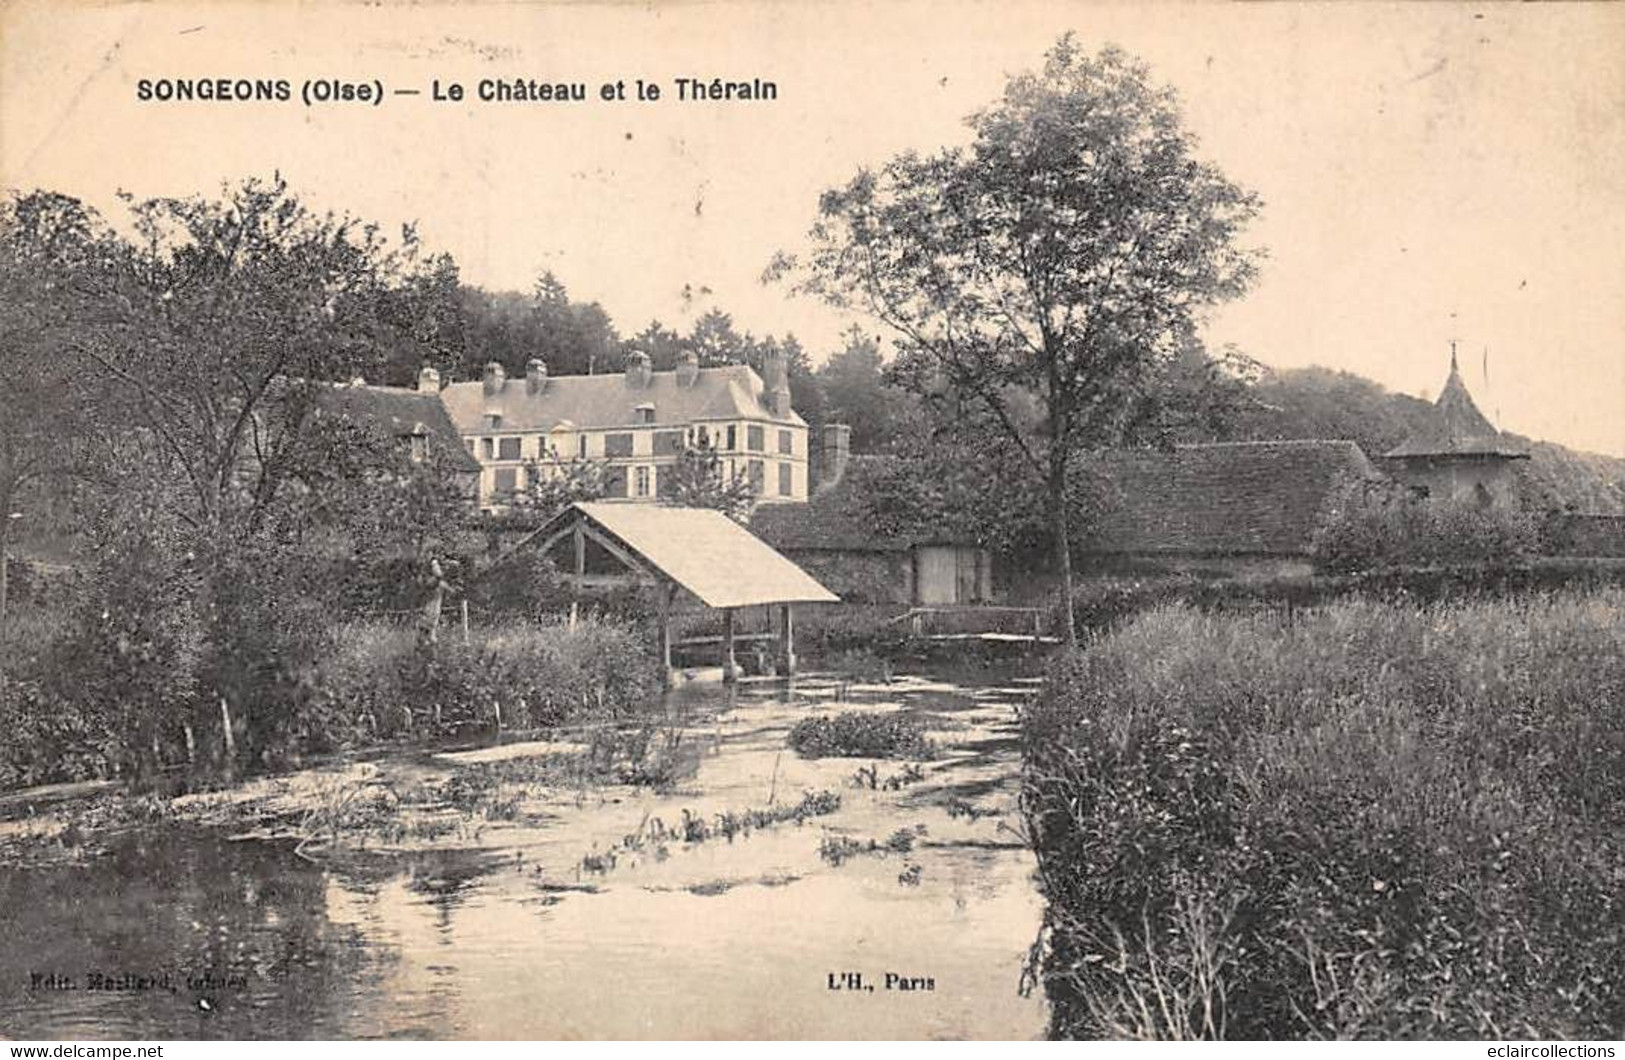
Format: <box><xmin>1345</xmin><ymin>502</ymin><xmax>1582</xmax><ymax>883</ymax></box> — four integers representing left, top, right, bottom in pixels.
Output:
<box><xmin>778</xmin><ymin>462</ymin><xmax>792</xmax><ymax>496</ymax></box>
<box><xmin>778</xmin><ymin>429</ymin><xmax>793</xmax><ymax>455</ymax></box>
<box><xmin>604</xmin><ymin>466</ymin><xmax>628</xmax><ymax>497</ymax></box>
<box><xmin>497</xmin><ymin>437</ymin><xmax>522</xmax><ymax>461</ymax></box>
<box><xmin>464</xmin><ymin>439</ymin><xmax>476</xmax><ymax>455</ymax></box>
<box><xmin>654</xmin><ymin>430</ymin><xmax>684</xmax><ymax>455</ymax></box>
<box><xmin>494</xmin><ymin>468</ymin><xmax>518</xmax><ymax>495</ymax></box>
<box><xmin>578</xmin><ymin>434</ymin><xmax>588</xmax><ymax>459</ymax></box>
<box><xmin>725</xmin><ymin>425</ymin><xmax>737</xmax><ymax>451</ymax></box>
<box><xmin>696</xmin><ymin>425</ymin><xmax>712</xmax><ymax>448</ymax></box>
<box><xmin>481</xmin><ymin>437</ymin><xmax>494</xmax><ymax>460</ymax></box>
<box><xmin>635</xmin><ymin>405</ymin><xmax>656</xmax><ymax>425</ymax></box>
<box><xmin>486</xmin><ymin>413</ymin><xmax>502</xmax><ymax>429</ymax></box>
<box><xmin>635</xmin><ymin>466</ymin><xmax>651</xmax><ymax>498</ymax></box>
<box><xmin>747</xmin><ymin>425</ymin><xmax>765</xmax><ymax>451</ymax></box>
<box><xmin>748</xmin><ymin>459</ymin><xmax>765</xmax><ymax>493</ymax></box>
<box><xmin>605</xmin><ymin>433</ymin><xmax>634</xmax><ymax>458</ymax></box>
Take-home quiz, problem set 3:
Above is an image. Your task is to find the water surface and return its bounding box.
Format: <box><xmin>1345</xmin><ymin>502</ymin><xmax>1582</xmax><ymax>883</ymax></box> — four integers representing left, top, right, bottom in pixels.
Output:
<box><xmin>0</xmin><ymin>668</ymin><xmax>1046</xmax><ymax>1040</ymax></box>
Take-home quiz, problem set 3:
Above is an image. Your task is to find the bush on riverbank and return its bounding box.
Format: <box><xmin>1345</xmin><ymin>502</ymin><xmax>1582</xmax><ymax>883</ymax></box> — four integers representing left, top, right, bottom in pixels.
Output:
<box><xmin>0</xmin><ymin>613</ymin><xmax>663</xmax><ymax>790</ymax></box>
<box><xmin>1022</xmin><ymin>589</ymin><xmax>1625</xmax><ymax>1039</ymax></box>
<box><xmin>319</xmin><ymin>616</ymin><xmax>663</xmax><ymax>740</ymax></box>
<box><xmin>1055</xmin><ymin>558</ymin><xmax>1625</xmax><ymax>639</ymax></box>
<box><xmin>788</xmin><ymin>711</ymin><xmax>933</xmax><ymax>760</ymax></box>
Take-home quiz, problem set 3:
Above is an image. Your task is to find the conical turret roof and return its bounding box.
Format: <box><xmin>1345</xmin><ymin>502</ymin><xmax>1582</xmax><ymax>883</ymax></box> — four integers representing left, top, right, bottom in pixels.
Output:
<box><xmin>1386</xmin><ymin>350</ymin><xmax>1528</xmax><ymax>459</ymax></box>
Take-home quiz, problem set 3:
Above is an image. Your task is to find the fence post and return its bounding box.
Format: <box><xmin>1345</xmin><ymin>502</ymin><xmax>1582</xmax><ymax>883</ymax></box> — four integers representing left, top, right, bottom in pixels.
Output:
<box><xmin>461</xmin><ymin>598</ymin><xmax>471</xmax><ymax>645</ymax></box>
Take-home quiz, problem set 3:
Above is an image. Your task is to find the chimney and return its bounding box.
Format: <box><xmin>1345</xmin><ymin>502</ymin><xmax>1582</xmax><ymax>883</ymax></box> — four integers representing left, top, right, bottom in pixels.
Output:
<box><xmin>675</xmin><ymin>350</ymin><xmax>699</xmax><ymax>388</ymax></box>
<box><xmin>624</xmin><ymin>349</ymin><xmax>652</xmax><ymax>388</ymax></box>
<box><xmin>482</xmin><ymin>361</ymin><xmax>507</xmax><ymax>397</ymax></box>
<box><xmin>818</xmin><ymin>423</ymin><xmax>851</xmax><ymax>493</ymax></box>
<box><xmin>525</xmin><ymin>358</ymin><xmax>548</xmax><ymax>396</ymax></box>
<box><xmin>764</xmin><ymin>348</ymin><xmax>792</xmax><ymax>417</ymax></box>
<box><xmin>416</xmin><ymin>365</ymin><xmax>441</xmax><ymax>393</ymax></box>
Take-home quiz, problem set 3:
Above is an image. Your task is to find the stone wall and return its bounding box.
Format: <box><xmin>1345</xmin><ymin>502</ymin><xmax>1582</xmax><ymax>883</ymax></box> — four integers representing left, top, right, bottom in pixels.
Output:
<box><xmin>780</xmin><ymin>548</ymin><xmax>914</xmax><ymax>605</ymax></box>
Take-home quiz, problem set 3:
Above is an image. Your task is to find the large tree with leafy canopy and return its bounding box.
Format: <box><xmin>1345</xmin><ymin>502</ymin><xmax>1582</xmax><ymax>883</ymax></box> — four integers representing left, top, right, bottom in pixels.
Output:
<box><xmin>775</xmin><ymin>37</ymin><xmax>1262</xmax><ymax>641</ymax></box>
<box><xmin>6</xmin><ymin>176</ymin><xmax>467</xmax><ymax>773</ymax></box>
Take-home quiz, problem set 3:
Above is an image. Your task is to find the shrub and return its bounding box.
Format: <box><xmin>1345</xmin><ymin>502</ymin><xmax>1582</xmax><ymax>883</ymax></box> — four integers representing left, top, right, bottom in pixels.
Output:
<box><xmin>1023</xmin><ymin>590</ymin><xmax>1625</xmax><ymax>1039</ymax></box>
<box><xmin>788</xmin><ymin>711</ymin><xmax>933</xmax><ymax>760</ymax></box>
<box><xmin>317</xmin><ymin>615</ymin><xmax>662</xmax><ymax>741</ymax></box>
<box><xmin>1311</xmin><ymin>478</ymin><xmax>1536</xmax><ymax>574</ymax></box>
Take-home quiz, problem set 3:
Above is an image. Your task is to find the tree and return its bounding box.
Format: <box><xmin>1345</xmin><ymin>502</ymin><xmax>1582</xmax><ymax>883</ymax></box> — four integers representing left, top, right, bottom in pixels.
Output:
<box><xmin>0</xmin><ymin>193</ymin><xmax>107</xmax><ymax>643</ymax></box>
<box><xmin>816</xmin><ymin>326</ymin><xmax>921</xmax><ymax>453</ymax></box>
<box><xmin>776</xmin><ymin>38</ymin><xmax>1261</xmax><ymax>642</ymax></box>
<box><xmin>664</xmin><ymin>439</ymin><xmax>755</xmax><ymax>521</ymax></box>
<box><xmin>43</xmin><ymin>175</ymin><xmax>466</xmax><ymax>773</ymax></box>
<box><xmin>626</xmin><ymin>319</ymin><xmax>687</xmax><ymax>370</ymax></box>
<box><xmin>511</xmin><ymin>448</ymin><xmax>609</xmax><ymax>521</ymax></box>
<box><xmin>689</xmin><ymin>308</ymin><xmax>747</xmax><ymax>366</ymax></box>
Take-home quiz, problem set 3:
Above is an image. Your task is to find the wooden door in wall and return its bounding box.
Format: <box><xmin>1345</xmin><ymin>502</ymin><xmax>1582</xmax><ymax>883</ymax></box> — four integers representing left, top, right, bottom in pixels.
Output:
<box><xmin>916</xmin><ymin>547</ymin><xmax>959</xmax><ymax>605</ymax></box>
<box><xmin>955</xmin><ymin>549</ymin><xmax>980</xmax><ymax>603</ymax></box>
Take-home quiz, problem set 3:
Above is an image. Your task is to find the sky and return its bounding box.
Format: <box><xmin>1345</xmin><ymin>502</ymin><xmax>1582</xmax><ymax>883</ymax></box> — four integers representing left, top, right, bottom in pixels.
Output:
<box><xmin>3</xmin><ymin>1</ymin><xmax>1622</xmax><ymax>455</ymax></box>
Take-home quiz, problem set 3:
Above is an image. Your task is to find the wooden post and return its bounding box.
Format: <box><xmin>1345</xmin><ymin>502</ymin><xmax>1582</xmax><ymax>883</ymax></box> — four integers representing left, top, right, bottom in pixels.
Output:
<box><xmin>219</xmin><ymin>697</ymin><xmax>236</xmax><ymax>759</ymax></box>
<box><xmin>658</xmin><ymin>584</ymin><xmax>674</xmax><ymax>690</ymax></box>
<box><xmin>722</xmin><ymin>607</ymin><xmax>738</xmax><ymax>683</ymax></box>
<box><xmin>461</xmin><ymin>598</ymin><xmax>471</xmax><ymax>645</ymax></box>
<box><xmin>571</xmin><ymin>522</ymin><xmax>586</xmax><ymax>631</ymax></box>
<box><xmin>778</xmin><ymin>603</ymin><xmax>796</xmax><ymax>677</ymax></box>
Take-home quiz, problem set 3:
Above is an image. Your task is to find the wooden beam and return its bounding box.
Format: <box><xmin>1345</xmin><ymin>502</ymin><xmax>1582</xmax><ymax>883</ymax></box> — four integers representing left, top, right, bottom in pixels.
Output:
<box><xmin>578</xmin><ymin>522</ymin><xmax>652</xmax><ymax>578</ymax></box>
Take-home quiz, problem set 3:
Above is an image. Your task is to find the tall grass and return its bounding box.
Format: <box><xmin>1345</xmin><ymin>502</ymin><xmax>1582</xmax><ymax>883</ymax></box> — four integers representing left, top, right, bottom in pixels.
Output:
<box><xmin>1023</xmin><ymin>589</ymin><xmax>1625</xmax><ymax>1040</ymax></box>
<box><xmin>318</xmin><ymin>615</ymin><xmax>663</xmax><ymax>741</ymax></box>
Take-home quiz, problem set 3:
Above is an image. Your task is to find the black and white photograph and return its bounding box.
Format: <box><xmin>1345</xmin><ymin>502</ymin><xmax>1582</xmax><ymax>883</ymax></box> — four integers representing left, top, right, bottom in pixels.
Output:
<box><xmin>1</xmin><ymin>0</ymin><xmax>1622</xmax><ymax>1044</ymax></box>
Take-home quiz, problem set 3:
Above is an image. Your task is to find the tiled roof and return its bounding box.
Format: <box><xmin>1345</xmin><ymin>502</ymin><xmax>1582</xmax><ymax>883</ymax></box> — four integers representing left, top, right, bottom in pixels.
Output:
<box><xmin>1083</xmin><ymin>441</ymin><xmax>1380</xmax><ymax>556</ymax></box>
<box><xmin>750</xmin><ymin>456</ymin><xmax>917</xmax><ymax>552</ymax></box>
<box><xmin>756</xmin><ymin>442</ymin><xmax>1379</xmax><ymax>559</ymax></box>
<box><xmin>1385</xmin><ymin>358</ymin><xmax>1529</xmax><ymax>459</ymax></box>
<box><xmin>523</xmin><ymin>502</ymin><xmax>839</xmax><ymax>609</ymax></box>
<box><xmin>312</xmin><ymin>383</ymin><xmax>482</xmax><ymax>473</ymax></box>
<box><xmin>440</xmin><ymin>364</ymin><xmax>805</xmax><ymax>434</ymax></box>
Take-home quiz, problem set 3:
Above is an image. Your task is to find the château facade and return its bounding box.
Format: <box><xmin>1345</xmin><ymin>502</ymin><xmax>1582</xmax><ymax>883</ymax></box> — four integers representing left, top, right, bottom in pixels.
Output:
<box><xmin>432</xmin><ymin>349</ymin><xmax>809</xmax><ymax>512</ymax></box>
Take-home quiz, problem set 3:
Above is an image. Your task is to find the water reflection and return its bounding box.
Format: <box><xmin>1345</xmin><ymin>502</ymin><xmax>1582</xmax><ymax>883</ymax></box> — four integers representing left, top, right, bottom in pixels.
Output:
<box><xmin>0</xmin><ymin>668</ymin><xmax>1046</xmax><ymax>1040</ymax></box>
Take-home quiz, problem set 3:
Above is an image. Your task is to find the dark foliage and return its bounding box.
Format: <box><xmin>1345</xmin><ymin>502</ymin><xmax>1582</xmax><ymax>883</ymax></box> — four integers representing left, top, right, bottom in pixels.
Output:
<box><xmin>787</xmin><ymin>711</ymin><xmax>933</xmax><ymax>760</ymax></box>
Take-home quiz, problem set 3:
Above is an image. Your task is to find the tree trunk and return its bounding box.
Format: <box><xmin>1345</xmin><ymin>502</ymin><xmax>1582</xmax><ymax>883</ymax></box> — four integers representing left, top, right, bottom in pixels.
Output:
<box><xmin>0</xmin><ymin>518</ymin><xmax>9</xmax><ymax>636</ymax></box>
<box><xmin>0</xmin><ymin>520</ymin><xmax>9</xmax><ymax>698</ymax></box>
<box><xmin>1051</xmin><ymin>465</ymin><xmax>1079</xmax><ymax>649</ymax></box>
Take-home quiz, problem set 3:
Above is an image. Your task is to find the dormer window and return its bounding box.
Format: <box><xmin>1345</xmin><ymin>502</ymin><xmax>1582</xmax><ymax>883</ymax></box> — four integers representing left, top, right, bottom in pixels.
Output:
<box><xmin>486</xmin><ymin>413</ymin><xmax>503</xmax><ymax>429</ymax></box>
<box><xmin>635</xmin><ymin>403</ymin><xmax>656</xmax><ymax>425</ymax></box>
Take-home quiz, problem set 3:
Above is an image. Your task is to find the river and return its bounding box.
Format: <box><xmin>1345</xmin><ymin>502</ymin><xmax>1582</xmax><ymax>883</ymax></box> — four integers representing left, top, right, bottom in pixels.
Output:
<box><xmin>0</xmin><ymin>668</ymin><xmax>1047</xmax><ymax>1040</ymax></box>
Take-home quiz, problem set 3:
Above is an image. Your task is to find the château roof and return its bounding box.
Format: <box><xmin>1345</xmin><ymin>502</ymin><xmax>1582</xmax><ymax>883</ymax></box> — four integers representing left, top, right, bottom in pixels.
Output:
<box><xmin>440</xmin><ymin>364</ymin><xmax>805</xmax><ymax>435</ymax></box>
<box><xmin>1385</xmin><ymin>354</ymin><xmax>1529</xmax><ymax>460</ymax></box>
